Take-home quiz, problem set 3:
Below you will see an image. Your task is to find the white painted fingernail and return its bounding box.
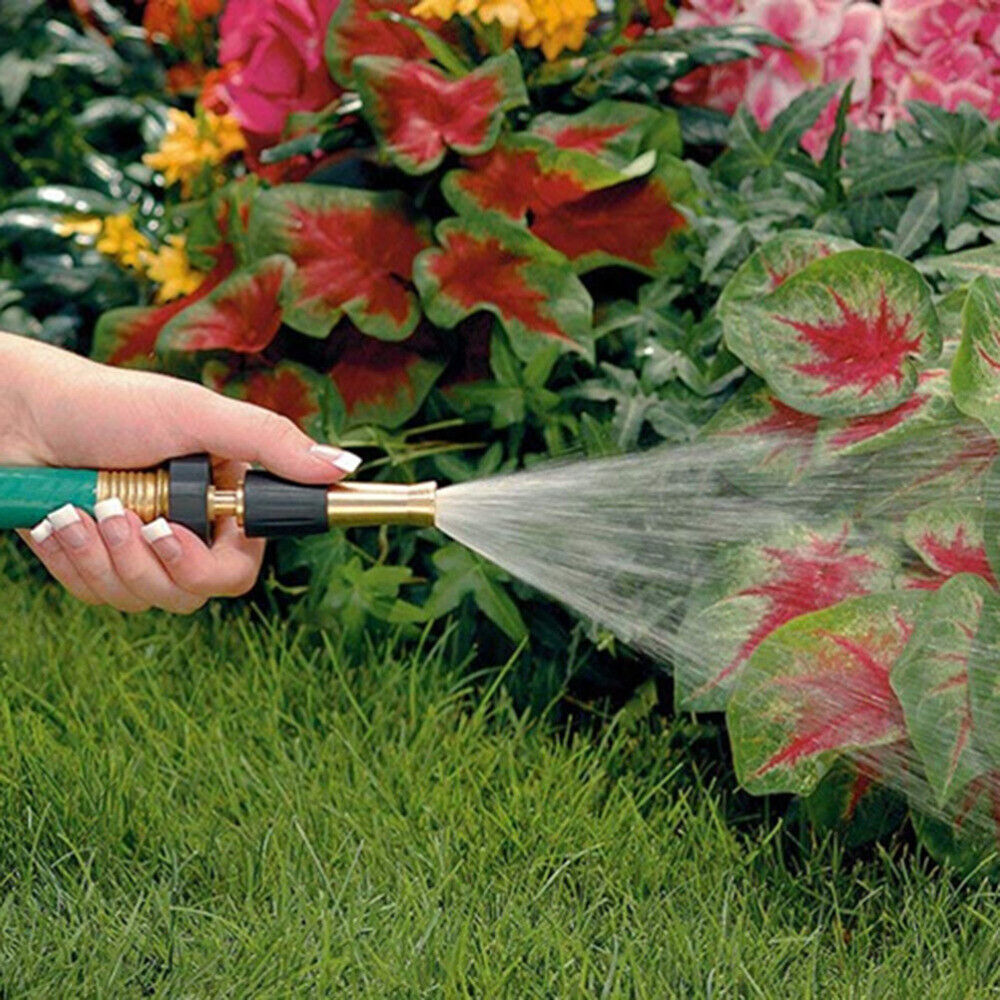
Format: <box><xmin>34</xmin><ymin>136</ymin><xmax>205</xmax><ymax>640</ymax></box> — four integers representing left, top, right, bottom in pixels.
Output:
<box><xmin>48</xmin><ymin>504</ymin><xmax>81</xmax><ymax>530</ymax></box>
<box><xmin>94</xmin><ymin>497</ymin><xmax>126</xmax><ymax>522</ymax></box>
<box><xmin>141</xmin><ymin>518</ymin><xmax>174</xmax><ymax>544</ymax></box>
<box><xmin>310</xmin><ymin>444</ymin><xmax>362</xmax><ymax>474</ymax></box>
<box><xmin>30</xmin><ymin>519</ymin><xmax>54</xmax><ymax>544</ymax></box>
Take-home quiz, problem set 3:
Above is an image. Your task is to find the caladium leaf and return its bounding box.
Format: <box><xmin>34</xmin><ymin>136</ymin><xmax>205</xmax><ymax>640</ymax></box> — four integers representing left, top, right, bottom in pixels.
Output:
<box><xmin>904</xmin><ymin>502</ymin><xmax>998</xmax><ymax>590</ymax></box>
<box><xmin>325</xmin><ymin>0</ymin><xmax>438</xmax><ymax>88</ymax></box>
<box><xmin>717</xmin><ymin>231</ymin><xmax>860</xmax><ymax>372</ymax></box>
<box><xmin>732</xmin><ymin>250</ymin><xmax>941</xmax><ymax>419</ymax></box>
<box><xmin>801</xmin><ymin>749</ymin><xmax>909</xmax><ymax>848</ymax></box>
<box><xmin>870</xmin><ymin>419</ymin><xmax>999</xmax><ymax>519</ymax></box>
<box><xmin>248</xmin><ymin>184</ymin><xmax>430</xmax><ymax>341</ymax></box>
<box><xmin>156</xmin><ymin>256</ymin><xmax>293</xmax><ymax>355</ymax></box>
<box><xmin>444</xmin><ymin>137</ymin><xmax>692</xmax><ymax>276</ymax></box>
<box><xmin>700</xmin><ymin>379</ymin><xmax>819</xmax><ymax>491</ymax></box>
<box><xmin>676</xmin><ymin>521</ymin><xmax>897</xmax><ymax>712</ymax></box>
<box><xmin>952</xmin><ymin>276</ymin><xmax>1000</xmax><ymax>438</ymax></box>
<box><xmin>353</xmin><ymin>52</ymin><xmax>528</xmax><ymax>175</ymax></box>
<box><xmin>814</xmin><ymin>369</ymin><xmax>955</xmax><ymax>461</ymax></box>
<box><xmin>203</xmin><ymin>359</ymin><xmax>331</xmax><ymax>438</ymax></box>
<box><xmin>729</xmin><ymin>591</ymin><xmax>926</xmax><ymax>796</ymax></box>
<box><xmin>91</xmin><ymin>247</ymin><xmax>236</xmax><ymax>367</ymax></box>
<box><xmin>413</xmin><ymin>215</ymin><xmax>593</xmax><ymax>361</ymax></box>
<box><xmin>528</xmin><ymin>101</ymin><xmax>681</xmax><ymax>170</ymax></box>
<box><xmin>967</xmin><ymin>590</ymin><xmax>1000</xmax><ymax>769</ymax></box>
<box><xmin>911</xmin><ymin>771</ymin><xmax>1000</xmax><ymax>876</ymax></box>
<box><xmin>327</xmin><ymin>322</ymin><xmax>446</xmax><ymax>429</ymax></box>
<box><xmin>530</xmin><ymin>159</ymin><xmax>692</xmax><ymax>277</ymax></box>
<box><xmin>891</xmin><ymin>574</ymin><xmax>993</xmax><ymax>807</ymax></box>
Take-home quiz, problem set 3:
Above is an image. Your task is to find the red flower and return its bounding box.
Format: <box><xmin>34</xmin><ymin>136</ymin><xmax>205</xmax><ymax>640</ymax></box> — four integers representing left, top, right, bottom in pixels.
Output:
<box><xmin>215</xmin><ymin>0</ymin><xmax>343</xmax><ymax>146</ymax></box>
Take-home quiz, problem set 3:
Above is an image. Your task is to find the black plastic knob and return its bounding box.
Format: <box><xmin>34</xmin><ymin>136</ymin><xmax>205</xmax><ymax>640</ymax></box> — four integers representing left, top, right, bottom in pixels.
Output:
<box><xmin>243</xmin><ymin>471</ymin><xmax>328</xmax><ymax>538</ymax></box>
<box><xmin>168</xmin><ymin>454</ymin><xmax>212</xmax><ymax>543</ymax></box>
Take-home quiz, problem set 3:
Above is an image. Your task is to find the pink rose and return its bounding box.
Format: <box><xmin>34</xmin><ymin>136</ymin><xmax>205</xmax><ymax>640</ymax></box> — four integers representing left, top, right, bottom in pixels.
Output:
<box><xmin>216</xmin><ymin>0</ymin><xmax>342</xmax><ymax>144</ymax></box>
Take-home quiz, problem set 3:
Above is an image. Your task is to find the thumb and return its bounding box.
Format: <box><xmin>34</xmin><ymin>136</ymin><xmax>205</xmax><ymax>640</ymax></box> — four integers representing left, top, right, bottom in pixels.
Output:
<box><xmin>179</xmin><ymin>387</ymin><xmax>362</xmax><ymax>484</ymax></box>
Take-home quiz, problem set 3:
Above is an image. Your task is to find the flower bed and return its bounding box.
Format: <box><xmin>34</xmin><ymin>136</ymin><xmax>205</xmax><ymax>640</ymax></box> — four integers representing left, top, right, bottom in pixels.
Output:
<box><xmin>7</xmin><ymin>0</ymin><xmax>1000</xmax><ymax>871</ymax></box>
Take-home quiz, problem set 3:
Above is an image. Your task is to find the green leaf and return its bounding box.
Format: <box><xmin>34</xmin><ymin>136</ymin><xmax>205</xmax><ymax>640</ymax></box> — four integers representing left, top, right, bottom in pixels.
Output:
<box><xmin>919</xmin><ymin>245</ymin><xmax>1000</xmax><ymax>283</ymax></box>
<box><xmin>424</xmin><ymin>543</ymin><xmax>527</xmax><ymax>642</ymax></box>
<box><xmin>892</xmin><ymin>187</ymin><xmax>939</xmax><ymax>259</ymax></box>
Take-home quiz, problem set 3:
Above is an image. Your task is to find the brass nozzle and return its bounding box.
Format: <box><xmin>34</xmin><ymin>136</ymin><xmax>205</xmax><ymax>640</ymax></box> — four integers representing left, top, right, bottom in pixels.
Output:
<box><xmin>326</xmin><ymin>481</ymin><xmax>437</xmax><ymax>529</ymax></box>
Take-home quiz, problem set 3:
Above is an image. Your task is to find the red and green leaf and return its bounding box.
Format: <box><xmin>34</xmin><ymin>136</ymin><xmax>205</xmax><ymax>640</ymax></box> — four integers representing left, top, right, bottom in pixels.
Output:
<box><xmin>325</xmin><ymin>0</ymin><xmax>440</xmax><ymax>88</ymax></box>
<box><xmin>91</xmin><ymin>246</ymin><xmax>237</xmax><ymax>368</ymax></box>
<box><xmin>413</xmin><ymin>214</ymin><xmax>593</xmax><ymax>361</ymax></box>
<box><xmin>891</xmin><ymin>574</ymin><xmax>993</xmax><ymax>807</ymax></box>
<box><xmin>728</xmin><ymin>591</ymin><xmax>926</xmax><ymax>795</ymax></box>
<box><xmin>248</xmin><ymin>184</ymin><xmax>430</xmax><ymax>341</ymax></box>
<box><xmin>718</xmin><ymin>231</ymin><xmax>860</xmax><ymax>372</ymax></box>
<box><xmin>156</xmin><ymin>256</ymin><xmax>293</xmax><ymax>355</ymax></box>
<box><xmin>967</xmin><ymin>589</ymin><xmax>1000</xmax><ymax>768</ymax></box>
<box><xmin>871</xmin><ymin>418</ymin><xmax>999</xmax><ymax>517</ymax></box>
<box><xmin>733</xmin><ymin>250</ymin><xmax>941</xmax><ymax>418</ymax></box>
<box><xmin>444</xmin><ymin>137</ymin><xmax>692</xmax><ymax>276</ymax></box>
<box><xmin>676</xmin><ymin>521</ymin><xmax>897</xmax><ymax>712</ymax></box>
<box><xmin>815</xmin><ymin>368</ymin><xmax>954</xmax><ymax>461</ymax></box>
<box><xmin>203</xmin><ymin>358</ymin><xmax>330</xmax><ymax>438</ymax></box>
<box><xmin>700</xmin><ymin>379</ymin><xmax>820</xmax><ymax>491</ymax></box>
<box><xmin>327</xmin><ymin>322</ymin><xmax>446</xmax><ymax>429</ymax></box>
<box><xmin>802</xmin><ymin>748</ymin><xmax>909</xmax><ymax>848</ymax></box>
<box><xmin>528</xmin><ymin>101</ymin><xmax>681</xmax><ymax>169</ymax></box>
<box><xmin>952</xmin><ymin>276</ymin><xmax>1000</xmax><ymax>438</ymax></box>
<box><xmin>353</xmin><ymin>52</ymin><xmax>528</xmax><ymax>175</ymax></box>
<box><xmin>911</xmin><ymin>769</ymin><xmax>1000</xmax><ymax>877</ymax></box>
<box><xmin>904</xmin><ymin>502</ymin><xmax>998</xmax><ymax>590</ymax></box>
<box><xmin>531</xmin><ymin>159</ymin><xmax>691</xmax><ymax>276</ymax></box>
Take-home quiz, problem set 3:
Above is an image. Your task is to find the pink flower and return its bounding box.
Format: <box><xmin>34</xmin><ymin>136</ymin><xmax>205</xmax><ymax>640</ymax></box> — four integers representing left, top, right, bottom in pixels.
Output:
<box><xmin>674</xmin><ymin>0</ymin><xmax>1000</xmax><ymax>157</ymax></box>
<box><xmin>215</xmin><ymin>0</ymin><xmax>342</xmax><ymax>144</ymax></box>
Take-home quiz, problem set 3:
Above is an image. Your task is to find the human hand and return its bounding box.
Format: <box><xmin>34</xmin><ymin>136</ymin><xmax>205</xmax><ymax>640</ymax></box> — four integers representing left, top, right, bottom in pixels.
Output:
<box><xmin>1</xmin><ymin>333</ymin><xmax>360</xmax><ymax>613</ymax></box>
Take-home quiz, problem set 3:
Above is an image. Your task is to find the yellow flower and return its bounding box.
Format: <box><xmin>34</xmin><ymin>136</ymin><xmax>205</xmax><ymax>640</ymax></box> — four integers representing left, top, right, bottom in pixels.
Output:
<box><xmin>55</xmin><ymin>215</ymin><xmax>103</xmax><ymax>240</ymax></box>
<box><xmin>520</xmin><ymin>0</ymin><xmax>595</xmax><ymax>60</ymax></box>
<box><xmin>142</xmin><ymin>235</ymin><xmax>206</xmax><ymax>303</ymax></box>
<box><xmin>413</xmin><ymin>0</ymin><xmax>595</xmax><ymax>58</ymax></box>
<box><xmin>143</xmin><ymin>107</ymin><xmax>246</xmax><ymax>196</ymax></box>
<box><xmin>95</xmin><ymin>213</ymin><xmax>152</xmax><ymax>270</ymax></box>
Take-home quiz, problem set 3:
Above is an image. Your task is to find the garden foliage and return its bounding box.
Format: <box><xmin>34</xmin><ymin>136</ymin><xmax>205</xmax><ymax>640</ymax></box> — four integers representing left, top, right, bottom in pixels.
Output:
<box><xmin>9</xmin><ymin>0</ymin><xmax>1000</xmax><ymax>871</ymax></box>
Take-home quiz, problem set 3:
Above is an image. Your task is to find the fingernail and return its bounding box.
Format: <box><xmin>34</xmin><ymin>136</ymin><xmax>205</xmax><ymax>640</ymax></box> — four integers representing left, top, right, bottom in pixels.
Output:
<box><xmin>48</xmin><ymin>504</ymin><xmax>87</xmax><ymax>549</ymax></box>
<box><xmin>29</xmin><ymin>518</ymin><xmax>55</xmax><ymax>545</ymax></box>
<box><xmin>95</xmin><ymin>497</ymin><xmax>130</xmax><ymax>547</ymax></box>
<box><xmin>310</xmin><ymin>444</ymin><xmax>362</xmax><ymax>474</ymax></box>
<box><xmin>141</xmin><ymin>518</ymin><xmax>182</xmax><ymax>562</ymax></box>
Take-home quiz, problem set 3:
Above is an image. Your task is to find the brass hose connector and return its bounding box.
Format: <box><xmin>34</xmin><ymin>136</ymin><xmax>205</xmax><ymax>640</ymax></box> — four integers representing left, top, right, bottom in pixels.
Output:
<box><xmin>96</xmin><ymin>468</ymin><xmax>170</xmax><ymax>523</ymax></box>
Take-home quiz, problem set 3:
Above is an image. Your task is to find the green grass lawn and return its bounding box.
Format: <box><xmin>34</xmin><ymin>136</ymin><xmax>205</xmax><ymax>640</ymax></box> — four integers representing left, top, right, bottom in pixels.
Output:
<box><xmin>3</xmin><ymin>544</ymin><xmax>1000</xmax><ymax>998</ymax></box>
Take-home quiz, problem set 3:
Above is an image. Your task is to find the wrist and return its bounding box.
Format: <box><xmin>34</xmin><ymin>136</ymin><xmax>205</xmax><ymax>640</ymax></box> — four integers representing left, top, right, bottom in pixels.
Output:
<box><xmin>0</xmin><ymin>332</ymin><xmax>39</xmax><ymax>463</ymax></box>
